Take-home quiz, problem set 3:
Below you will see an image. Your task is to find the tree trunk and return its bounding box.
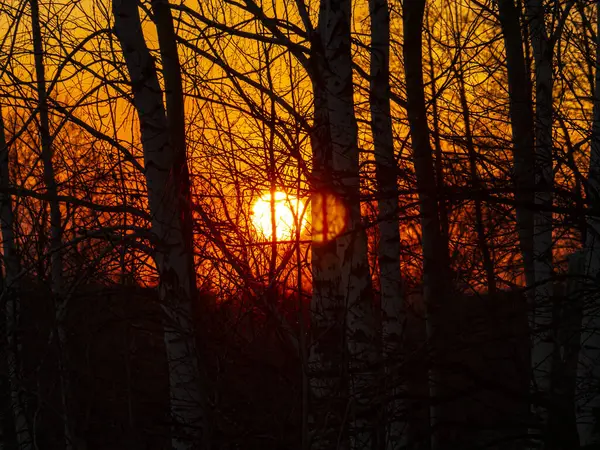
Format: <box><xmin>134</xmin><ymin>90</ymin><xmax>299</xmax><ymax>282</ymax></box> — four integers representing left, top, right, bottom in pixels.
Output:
<box><xmin>29</xmin><ymin>1</ymin><xmax>76</xmax><ymax>448</ymax></box>
<box><xmin>426</xmin><ymin>10</ymin><xmax>450</xmax><ymax>256</ymax></box>
<box><xmin>455</xmin><ymin>63</ymin><xmax>496</xmax><ymax>295</ymax></box>
<box><xmin>308</xmin><ymin>35</ymin><xmax>349</xmax><ymax>450</ymax></box>
<box><xmin>496</xmin><ymin>0</ymin><xmax>535</xmax><ymax>290</ymax></box>
<box><xmin>402</xmin><ymin>1</ymin><xmax>450</xmax><ymax>447</ymax></box>
<box><xmin>322</xmin><ymin>0</ymin><xmax>377</xmax><ymax>446</ymax></box>
<box><xmin>368</xmin><ymin>0</ymin><xmax>405</xmax><ymax>446</ymax></box>
<box><xmin>0</xmin><ymin>108</ymin><xmax>33</xmax><ymax>450</ymax></box>
<box><xmin>577</xmin><ymin>3</ymin><xmax>600</xmax><ymax>445</ymax></box>
<box><xmin>550</xmin><ymin>250</ymin><xmax>584</xmax><ymax>450</ymax></box>
<box><xmin>307</xmin><ymin>0</ymin><xmax>377</xmax><ymax>447</ymax></box>
<box><xmin>308</xmin><ymin>5</ymin><xmax>349</xmax><ymax>448</ymax></box>
<box><xmin>112</xmin><ymin>1</ymin><xmax>207</xmax><ymax>449</ymax></box>
<box><xmin>525</xmin><ymin>0</ymin><xmax>556</xmax><ymax>440</ymax></box>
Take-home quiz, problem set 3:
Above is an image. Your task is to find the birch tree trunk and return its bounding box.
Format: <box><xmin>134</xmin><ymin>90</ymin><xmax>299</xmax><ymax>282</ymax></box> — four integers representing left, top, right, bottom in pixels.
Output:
<box><xmin>577</xmin><ymin>3</ymin><xmax>600</xmax><ymax>445</ymax></box>
<box><xmin>368</xmin><ymin>0</ymin><xmax>405</xmax><ymax>446</ymax></box>
<box><xmin>29</xmin><ymin>2</ymin><xmax>77</xmax><ymax>448</ymax></box>
<box><xmin>112</xmin><ymin>1</ymin><xmax>207</xmax><ymax>449</ymax></box>
<box><xmin>308</xmin><ymin>15</ymin><xmax>349</xmax><ymax>447</ymax></box>
<box><xmin>525</xmin><ymin>0</ymin><xmax>556</xmax><ymax>439</ymax></box>
<box><xmin>402</xmin><ymin>1</ymin><xmax>450</xmax><ymax>447</ymax></box>
<box><xmin>313</xmin><ymin>0</ymin><xmax>378</xmax><ymax>446</ymax></box>
<box><xmin>0</xmin><ymin>109</ymin><xmax>32</xmax><ymax>450</ymax></box>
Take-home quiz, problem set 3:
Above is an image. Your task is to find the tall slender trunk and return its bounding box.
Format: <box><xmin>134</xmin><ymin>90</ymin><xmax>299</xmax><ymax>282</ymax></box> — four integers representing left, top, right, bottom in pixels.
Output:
<box><xmin>308</xmin><ymin>6</ymin><xmax>349</xmax><ymax>448</ymax></box>
<box><xmin>309</xmin><ymin>104</ymin><xmax>349</xmax><ymax>450</ymax></box>
<box><xmin>308</xmin><ymin>0</ymin><xmax>377</xmax><ymax>446</ymax></box>
<box><xmin>577</xmin><ymin>3</ymin><xmax>600</xmax><ymax>446</ymax></box>
<box><xmin>455</xmin><ymin>66</ymin><xmax>496</xmax><ymax>294</ymax></box>
<box><xmin>322</xmin><ymin>0</ymin><xmax>377</xmax><ymax>445</ymax></box>
<box><xmin>426</xmin><ymin>11</ymin><xmax>449</xmax><ymax>252</ymax></box>
<box><xmin>112</xmin><ymin>1</ymin><xmax>207</xmax><ymax>449</ymax></box>
<box><xmin>402</xmin><ymin>1</ymin><xmax>450</xmax><ymax>448</ymax></box>
<box><xmin>0</xmin><ymin>109</ymin><xmax>33</xmax><ymax>450</ymax></box>
<box><xmin>496</xmin><ymin>0</ymin><xmax>535</xmax><ymax>290</ymax></box>
<box><xmin>549</xmin><ymin>250</ymin><xmax>584</xmax><ymax>450</ymax></box>
<box><xmin>452</xmin><ymin>0</ymin><xmax>495</xmax><ymax>294</ymax></box>
<box><xmin>494</xmin><ymin>1</ymin><xmax>541</xmax><ymax>442</ymax></box>
<box><xmin>368</xmin><ymin>0</ymin><xmax>405</xmax><ymax>446</ymax></box>
<box><xmin>29</xmin><ymin>2</ymin><xmax>76</xmax><ymax>448</ymax></box>
<box><xmin>525</xmin><ymin>0</ymin><xmax>556</xmax><ymax>440</ymax></box>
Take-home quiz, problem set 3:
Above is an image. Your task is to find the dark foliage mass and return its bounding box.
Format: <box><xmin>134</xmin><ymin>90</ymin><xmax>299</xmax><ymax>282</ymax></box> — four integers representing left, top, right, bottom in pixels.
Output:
<box><xmin>0</xmin><ymin>283</ymin><xmax>537</xmax><ymax>449</ymax></box>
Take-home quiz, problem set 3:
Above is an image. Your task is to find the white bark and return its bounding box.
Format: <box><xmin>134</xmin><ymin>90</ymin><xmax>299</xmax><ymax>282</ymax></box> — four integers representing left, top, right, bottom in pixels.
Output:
<box><xmin>577</xmin><ymin>3</ymin><xmax>600</xmax><ymax>444</ymax></box>
<box><xmin>305</xmin><ymin>0</ymin><xmax>378</xmax><ymax>446</ymax></box>
<box><xmin>309</xmin><ymin>72</ymin><xmax>348</xmax><ymax>450</ymax></box>
<box><xmin>0</xmin><ymin>108</ymin><xmax>33</xmax><ymax>450</ymax></box>
<box><xmin>368</xmin><ymin>0</ymin><xmax>405</xmax><ymax>446</ymax></box>
<box><xmin>308</xmin><ymin>6</ymin><xmax>349</xmax><ymax>448</ymax></box>
<box><xmin>322</xmin><ymin>0</ymin><xmax>377</xmax><ymax>447</ymax></box>
<box><xmin>112</xmin><ymin>2</ymin><xmax>206</xmax><ymax>449</ymax></box>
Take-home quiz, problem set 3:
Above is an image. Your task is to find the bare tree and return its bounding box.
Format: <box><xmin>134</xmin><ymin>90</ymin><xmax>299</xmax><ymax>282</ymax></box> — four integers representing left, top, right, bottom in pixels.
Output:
<box><xmin>524</xmin><ymin>0</ymin><xmax>557</xmax><ymax>439</ymax></box>
<box><xmin>402</xmin><ymin>0</ymin><xmax>451</xmax><ymax>447</ymax></box>
<box><xmin>577</xmin><ymin>1</ymin><xmax>600</xmax><ymax>445</ymax></box>
<box><xmin>307</xmin><ymin>6</ymin><xmax>348</xmax><ymax>447</ymax></box>
<box><xmin>321</xmin><ymin>0</ymin><xmax>378</xmax><ymax>445</ymax></box>
<box><xmin>29</xmin><ymin>1</ymin><xmax>79</xmax><ymax>447</ymax></box>
<box><xmin>495</xmin><ymin>0</ymin><xmax>535</xmax><ymax>293</ymax></box>
<box><xmin>0</xmin><ymin>107</ymin><xmax>32</xmax><ymax>450</ymax></box>
<box><xmin>368</xmin><ymin>0</ymin><xmax>405</xmax><ymax>445</ymax></box>
<box><xmin>112</xmin><ymin>1</ymin><xmax>207</xmax><ymax>448</ymax></box>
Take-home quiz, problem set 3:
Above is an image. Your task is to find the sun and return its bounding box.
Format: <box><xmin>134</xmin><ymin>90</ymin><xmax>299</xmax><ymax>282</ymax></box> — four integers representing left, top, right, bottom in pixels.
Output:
<box><xmin>252</xmin><ymin>191</ymin><xmax>307</xmax><ymax>241</ymax></box>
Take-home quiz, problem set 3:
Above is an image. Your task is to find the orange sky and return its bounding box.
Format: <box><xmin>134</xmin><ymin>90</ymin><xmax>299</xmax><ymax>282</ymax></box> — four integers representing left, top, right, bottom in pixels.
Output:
<box><xmin>0</xmin><ymin>0</ymin><xmax>595</xmax><ymax>292</ymax></box>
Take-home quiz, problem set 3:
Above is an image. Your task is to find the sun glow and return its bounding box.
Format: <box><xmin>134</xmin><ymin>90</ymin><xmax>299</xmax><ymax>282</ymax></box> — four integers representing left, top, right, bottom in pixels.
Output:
<box><xmin>252</xmin><ymin>191</ymin><xmax>307</xmax><ymax>241</ymax></box>
<box><xmin>310</xmin><ymin>192</ymin><xmax>348</xmax><ymax>243</ymax></box>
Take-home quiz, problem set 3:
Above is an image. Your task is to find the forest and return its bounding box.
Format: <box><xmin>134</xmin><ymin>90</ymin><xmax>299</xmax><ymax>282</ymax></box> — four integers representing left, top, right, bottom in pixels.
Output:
<box><xmin>0</xmin><ymin>0</ymin><xmax>598</xmax><ymax>449</ymax></box>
